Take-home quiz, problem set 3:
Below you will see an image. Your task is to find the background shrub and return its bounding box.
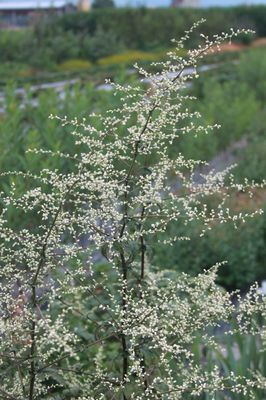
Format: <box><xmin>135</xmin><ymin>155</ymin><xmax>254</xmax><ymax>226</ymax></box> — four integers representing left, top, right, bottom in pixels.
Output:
<box><xmin>151</xmin><ymin>212</ymin><xmax>266</xmax><ymax>291</ymax></box>
<box><xmin>1</xmin><ymin>6</ymin><xmax>266</xmax><ymax>68</ymax></box>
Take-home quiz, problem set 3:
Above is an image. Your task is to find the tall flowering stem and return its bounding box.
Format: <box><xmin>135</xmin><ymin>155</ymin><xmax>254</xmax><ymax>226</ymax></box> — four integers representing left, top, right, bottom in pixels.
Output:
<box><xmin>0</xmin><ymin>22</ymin><xmax>265</xmax><ymax>399</ymax></box>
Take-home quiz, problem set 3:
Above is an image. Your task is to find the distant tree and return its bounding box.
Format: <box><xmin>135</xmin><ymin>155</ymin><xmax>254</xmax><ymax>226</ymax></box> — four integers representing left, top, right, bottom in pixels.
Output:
<box><xmin>92</xmin><ymin>0</ymin><xmax>115</xmax><ymax>8</ymax></box>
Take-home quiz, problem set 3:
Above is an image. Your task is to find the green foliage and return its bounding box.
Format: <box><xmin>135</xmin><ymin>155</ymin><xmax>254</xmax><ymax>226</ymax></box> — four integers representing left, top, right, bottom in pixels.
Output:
<box><xmin>0</xmin><ymin>29</ymin><xmax>33</xmax><ymax>63</ymax></box>
<box><xmin>0</xmin><ymin>62</ymin><xmax>33</xmax><ymax>84</ymax></box>
<box><xmin>1</xmin><ymin>25</ymin><xmax>266</xmax><ymax>399</ymax></box>
<box><xmin>179</xmin><ymin>47</ymin><xmax>266</xmax><ymax>163</ymax></box>
<box><xmin>46</xmin><ymin>6</ymin><xmax>266</xmax><ymax>49</ymax></box>
<box><xmin>49</xmin><ymin>7</ymin><xmax>252</xmax><ymax>50</ymax></box>
<box><xmin>233</xmin><ymin>137</ymin><xmax>266</xmax><ymax>183</ymax></box>
<box><xmin>197</xmin><ymin>80</ymin><xmax>258</xmax><ymax>150</ymax></box>
<box><xmin>238</xmin><ymin>48</ymin><xmax>266</xmax><ymax>103</ymax></box>
<box><xmin>149</xmin><ymin>46</ymin><xmax>266</xmax><ymax>291</ymax></box>
<box><xmin>1</xmin><ymin>45</ymin><xmax>266</xmax><ymax>291</ymax></box>
<box><xmin>151</xmin><ymin>212</ymin><xmax>266</xmax><ymax>291</ymax></box>
<box><xmin>0</xmin><ymin>6</ymin><xmax>265</xmax><ymax>72</ymax></box>
<box><xmin>190</xmin><ymin>327</ymin><xmax>266</xmax><ymax>400</ymax></box>
<box><xmin>0</xmin><ymin>83</ymin><xmax>118</xmax><ymax>185</ymax></box>
<box><xmin>215</xmin><ymin>332</ymin><xmax>266</xmax><ymax>398</ymax></box>
<box><xmin>81</xmin><ymin>26</ymin><xmax>125</xmax><ymax>61</ymax></box>
<box><xmin>176</xmin><ymin>79</ymin><xmax>259</xmax><ymax>163</ymax></box>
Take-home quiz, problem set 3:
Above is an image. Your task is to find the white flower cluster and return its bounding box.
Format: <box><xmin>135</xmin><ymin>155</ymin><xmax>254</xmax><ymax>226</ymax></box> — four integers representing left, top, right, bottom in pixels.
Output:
<box><xmin>0</xmin><ymin>22</ymin><xmax>265</xmax><ymax>399</ymax></box>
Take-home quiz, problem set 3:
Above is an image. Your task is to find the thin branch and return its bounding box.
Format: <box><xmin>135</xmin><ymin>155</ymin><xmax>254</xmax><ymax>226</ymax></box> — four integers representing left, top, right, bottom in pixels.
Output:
<box><xmin>139</xmin><ymin>205</ymin><xmax>146</xmax><ymax>281</ymax></box>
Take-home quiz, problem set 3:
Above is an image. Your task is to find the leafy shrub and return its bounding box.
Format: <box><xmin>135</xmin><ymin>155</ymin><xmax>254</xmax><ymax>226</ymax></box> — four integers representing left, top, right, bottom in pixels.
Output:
<box><xmin>197</xmin><ymin>80</ymin><xmax>258</xmax><ymax>151</ymax></box>
<box><xmin>151</xmin><ymin>212</ymin><xmax>266</xmax><ymax>291</ymax></box>
<box><xmin>0</xmin><ymin>29</ymin><xmax>33</xmax><ymax>63</ymax></box>
<box><xmin>1</xmin><ymin>6</ymin><xmax>266</xmax><ymax>68</ymax></box>
<box><xmin>175</xmin><ymin>78</ymin><xmax>259</xmax><ymax>163</ymax></box>
<box><xmin>46</xmin><ymin>6</ymin><xmax>265</xmax><ymax>51</ymax></box>
<box><xmin>44</xmin><ymin>32</ymin><xmax>81</xmax><ymax>64</ymax></box>
<box><xmin>0</xmin><ymin>62</ymin><xmax>34</xmax><ymax>83</ymax></box>
<box><xmin>237</xmin><ymin>48</ymin><xmax>266</xmax><ymax>102</ymax></box>
<box><xmin>81</xmin><ymin>26</ymin><xmax>125</xmax><ymax>61</ymax></box>
<box><xmin>233</xmin><ymin>137</ymin><xmax>266</xmax><ymax>183</ymax></box>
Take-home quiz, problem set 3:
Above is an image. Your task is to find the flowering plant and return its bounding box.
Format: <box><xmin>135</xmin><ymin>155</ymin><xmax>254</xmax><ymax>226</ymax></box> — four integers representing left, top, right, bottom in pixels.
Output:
<box><xmin>0</xmin><ymin>22</ymin><xmax>265</xmax><ymax>399</ymax></box>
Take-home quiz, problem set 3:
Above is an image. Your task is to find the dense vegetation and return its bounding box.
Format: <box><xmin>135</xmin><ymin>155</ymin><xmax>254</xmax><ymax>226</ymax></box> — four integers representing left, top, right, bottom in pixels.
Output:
<box><xmin>0</xmin><ymin>26</ymin><xmax>265</xmax><ymax>398</ymax></box>
<box><xmin>1</xmin><ymin>5</ymin><xmax>266</xmax><ymax>83</ymax></box>
<box><xmin>1</xmin><ymin>44</ymin><xmax>266</xmax><ymax>290</ymax></box>
<box><xmin>0</xmin><ymin>8</ymin><xmax>266</xmax><ymax>290</ymax></box>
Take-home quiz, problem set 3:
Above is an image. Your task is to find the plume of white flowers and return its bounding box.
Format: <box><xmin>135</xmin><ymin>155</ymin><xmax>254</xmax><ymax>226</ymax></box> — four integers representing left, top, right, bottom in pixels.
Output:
<box><xmin>0</xmin><ymin>22</ymin><xmax>265</xmax><ymax>399</ymax></box>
